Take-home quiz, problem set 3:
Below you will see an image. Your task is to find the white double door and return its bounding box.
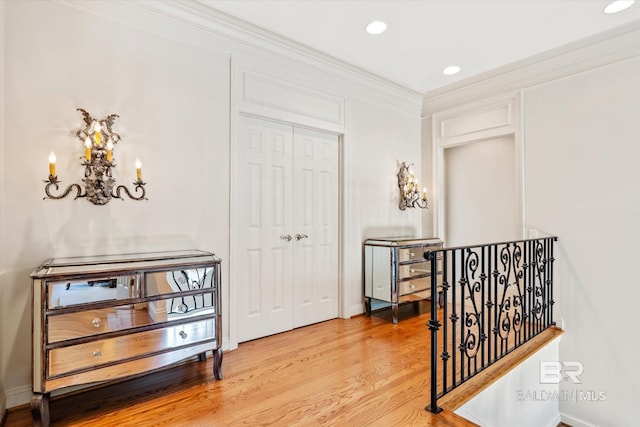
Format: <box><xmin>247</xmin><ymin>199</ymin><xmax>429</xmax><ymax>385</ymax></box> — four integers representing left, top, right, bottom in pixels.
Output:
<box><xmin>236</xmin><ymin>115</ymin><xmax>339</xmax><ymax>343</ymax></box>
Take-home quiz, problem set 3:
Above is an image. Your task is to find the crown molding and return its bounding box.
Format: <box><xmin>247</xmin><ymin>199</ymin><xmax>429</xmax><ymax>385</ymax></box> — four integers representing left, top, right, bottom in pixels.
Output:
<box><xmin>422</xmin><ymin>20</ymin><xmax>640</xmax><ymax>116</ymax></box>
<box><xmin>47</xmin><ymin>1</ymin><xmax>422</xmax><ymax>116</ymax></box>
<box><xmin>126</xmin><ymin>0</ymin><xmax>424</xmax><ymax>116</ymax></box>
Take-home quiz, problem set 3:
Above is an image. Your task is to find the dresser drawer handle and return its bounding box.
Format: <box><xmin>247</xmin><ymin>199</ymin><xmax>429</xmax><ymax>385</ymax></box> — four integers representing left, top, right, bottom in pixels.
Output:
<box><xmin>179</xmin><ymin>331</ymin><xmax>187</xmax><ymax>339</ymax></box>
<box><xmin>92</xmin><ymin>318</ymin><xmax>101</xmax><ymax>328</ymax></box>
<box><xmin>93</xmin><ymin>350</ymin><xmax>102</xmax><ymax>358</ymax></box>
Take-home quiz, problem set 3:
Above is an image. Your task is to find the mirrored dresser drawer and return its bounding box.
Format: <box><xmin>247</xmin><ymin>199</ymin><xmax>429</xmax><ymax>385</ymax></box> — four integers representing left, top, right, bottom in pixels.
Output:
<box><xmin>31</xmin><ymin>250</ymin><xmax>223</xmax><ymax>427</ymax></box>
<box><xmin>48</xmin><ymin>318</ymin><xmax>216</xmax><ymax>377</ymax></box>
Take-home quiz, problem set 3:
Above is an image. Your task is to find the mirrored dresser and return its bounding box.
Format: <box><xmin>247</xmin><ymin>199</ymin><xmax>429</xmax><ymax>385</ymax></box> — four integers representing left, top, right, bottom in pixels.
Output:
<box><xmin>30</xmin><ymin>250</ymin><xmax>222</xmax><ymax>426</ymax></box>
<box><xmin>364</xmin><ymin>237</ymin><xmax>443</xmax><ymax>323</ymax></box>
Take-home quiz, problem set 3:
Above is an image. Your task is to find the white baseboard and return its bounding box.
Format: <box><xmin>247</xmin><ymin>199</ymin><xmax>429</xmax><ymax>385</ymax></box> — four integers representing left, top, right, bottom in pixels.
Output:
<box><xmin>455</xmin><ymin>408</ymin><xmax>561</xmax><ymax>427</ymax></box>
<box><xmin>561</xmin><ymin>413</ymin><xmax>599</xmax><ymax>427</ymax></box>
<box><xmin>454</xmin><ymin>407</ymin><xmax>488</xmax><ymax>425</ymax></box>
<box><xmin>351</xmin><ymin>303</ymin><xmax>364</xmax><ymax>317</ymax></box>
<box><xmin>547</xmin><ymin>414</ymin><xmax>562</xmax><ymax>427</ymax></box>
<box><xmin>5</xmin><ymin>384</ymin><xmax>31</xmax><ymax>409</ymax></box>
<box><xmin>222</xmin><ymin>336</ymin><xmax>231</xmax><ymax>351</ymax></box>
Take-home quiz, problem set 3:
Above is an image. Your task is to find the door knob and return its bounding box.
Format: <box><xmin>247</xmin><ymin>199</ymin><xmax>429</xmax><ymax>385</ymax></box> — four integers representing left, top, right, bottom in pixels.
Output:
<box><xmin>280</xmin><ymin>234</ymin><xmax>293</xmax><ymax>241</ymax></box>
<box><xmin>295</xmin><ymin>234</ymin><xmax>308</xmax><ymax>241</ymax></box>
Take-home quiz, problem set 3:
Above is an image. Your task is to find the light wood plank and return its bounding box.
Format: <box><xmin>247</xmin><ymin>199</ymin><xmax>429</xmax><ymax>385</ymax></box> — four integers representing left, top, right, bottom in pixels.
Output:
<box><xmin>6</xmin><ymin>302</ymin><xmax>556</xmax><ymax>426</ymax></box>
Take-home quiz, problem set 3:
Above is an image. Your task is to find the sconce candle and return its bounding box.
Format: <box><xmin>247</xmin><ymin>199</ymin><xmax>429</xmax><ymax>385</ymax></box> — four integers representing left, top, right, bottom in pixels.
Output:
<box><xmin>84</xmin><ymin>138</ymin><xmax>91</xmax><ymax>161</ymax></box>
<box><xmin>48</xmin><ymin>152</ymin><xmax>56</xmax><ymax>176</ymax></box>
<box><xmin>94</xmin><ymin>122</ymin><xmax>102</xmax><ymax>146</ymax></box>
<box><xmin>106</xmin><ymin>140</ymin><xmax>113</xmax><ymax>162</ymax></box>
<box><xmin>135</xmin><ymin>158</ymin><xmax>142</xmax><ymax>180</ymax></box>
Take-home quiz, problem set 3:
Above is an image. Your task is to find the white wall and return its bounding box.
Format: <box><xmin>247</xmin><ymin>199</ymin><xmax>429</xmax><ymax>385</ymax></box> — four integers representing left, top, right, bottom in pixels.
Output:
<box><xmin>0</xmin><ymin>0</ymin><xmax>231</xmax><ymax>405</ymax></box>
<box><xmin>0</xmin><ymin>0</ymin><xmax>423</xmax><ymax>408</ymax></box>
<box><xmin>455</xmin><ymin>337</ymin><xmax>561</xmax><ymax>427</ymax></box>
<box><xmin>424</xmin><ymin>22</ymin><xmax>639</xmax><ymax>424</ymax></box>
<box><xmin>346</xmin><ymin>98</ymin><xmax>423</xmax><ymax>313</ymax></box>
<box><xmin>429</xmin><ymin>93</ymin><xmax>524</xmax><ymax>246</ymax></box>
<box><xmin>421</xmin><ymin>116</ymin><xmax>436</xmax><ymax>237</ymax></box>
<box><xmin>0</xmin><ymin>0</ymin><xmax>6</xmax><ymax>416</ymax></box>
<box><xmin>524</xmin><ymin>56</ymin><xmax>640</xmax><ymax>426</ymax></box>
<box><xmin>444</xmin><ymin>135</ymin><xmax>518</xmax><ymax>246</ymax></box>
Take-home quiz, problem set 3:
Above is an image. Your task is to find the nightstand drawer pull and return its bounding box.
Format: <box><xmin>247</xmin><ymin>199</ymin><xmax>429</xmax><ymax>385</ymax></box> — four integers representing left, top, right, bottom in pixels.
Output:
<box><xmin>93</xmin><ymin>350</ymin><xmax>102</xmax><ymax>358</ymax></box>
<box><xmin>92</xmin><ymin>318</ymin><xmax>101</xmax><ymax>328</ymax></box>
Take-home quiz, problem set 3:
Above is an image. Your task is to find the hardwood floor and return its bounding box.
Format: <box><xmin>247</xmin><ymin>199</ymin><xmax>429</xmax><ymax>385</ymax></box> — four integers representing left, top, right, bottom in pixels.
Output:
<box><xmin>5</xmin><ymin>302</ymin><xmax>479</xmax><ymax>426</ymax></box>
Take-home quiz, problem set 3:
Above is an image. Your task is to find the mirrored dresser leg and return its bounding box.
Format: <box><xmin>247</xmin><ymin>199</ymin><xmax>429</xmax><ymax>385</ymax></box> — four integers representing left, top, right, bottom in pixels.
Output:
<box><xmin>364</xmin><ymin>297</ymin><xmax>371</xmax><ymax>316</ymax></box>
<box><xmin>213</xmin><ymin>346</ymin><xmax>223</xmax><ymax>380</ymax></box>
<box><xmin>198</xmin><ymin>352</ymin><xmax>207</xmax><ymax>362</ymax></box>
<box><xmin>31</xmin><ymin>392</ymin><xmax>50</xmax><ymax>427</ymax></box>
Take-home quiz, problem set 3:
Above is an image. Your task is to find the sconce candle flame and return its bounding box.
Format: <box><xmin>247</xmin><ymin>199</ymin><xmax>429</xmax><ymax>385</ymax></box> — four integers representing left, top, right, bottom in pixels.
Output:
<box><xmin>42</xmin><ymin>108</ymin><xmax>147</xmax><ymax>205</ymax></box>
<box><xmin>397</xmin><ymin>161</ymin><xmax>428</xmax><ymax>210</ymax></box>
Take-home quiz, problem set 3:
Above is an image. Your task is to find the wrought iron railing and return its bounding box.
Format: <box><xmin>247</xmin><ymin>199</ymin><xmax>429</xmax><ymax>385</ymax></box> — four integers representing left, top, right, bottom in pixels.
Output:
<box><xmin>425</xmin><ymin>236</ymin><xmax>558</xmax><ymax>414</ymax></box>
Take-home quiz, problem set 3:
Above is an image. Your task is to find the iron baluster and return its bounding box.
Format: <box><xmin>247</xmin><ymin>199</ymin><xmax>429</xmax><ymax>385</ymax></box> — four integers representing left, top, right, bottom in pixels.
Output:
<box><xmin>459</xmin><ymin>248</ymin><xmax>466</xmax><ymax>380</ymax></box>
<box><xmin>426</xmin><ymin>250</ymin><xmax>442</xmax><ymax>414</ymax></box>
<box><xmin>451</xmin><ymin>249</ymin><xmax>458</xmax><ymax>388</ymax></box>
<box><xmin>550</xmin><ymin>237</ymin><xmax>557</xmax><ymax>327</ymax></box>
<box><xmin>441</xmin><ymin>251</ymin><xmax>449</xmax><ymax>395</ymax></box>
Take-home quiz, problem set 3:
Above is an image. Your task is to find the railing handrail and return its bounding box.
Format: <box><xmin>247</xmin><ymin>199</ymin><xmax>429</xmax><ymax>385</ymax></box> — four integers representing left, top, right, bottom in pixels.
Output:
<box><xmin>427</xmin><ymin>236</ymin><xmax>558</xmax><ymax>254</ymax></box>
<box><xmin>425</xmin><ymin>236</ymin><xmax>558</xmax><ymax>414</ymax></box>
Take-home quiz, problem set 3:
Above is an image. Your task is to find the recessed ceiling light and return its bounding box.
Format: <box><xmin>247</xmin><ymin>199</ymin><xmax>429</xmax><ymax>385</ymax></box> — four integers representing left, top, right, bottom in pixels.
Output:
<box><xmin>604</xmin><ymin>0</ymin><xmax>635</xmax><ymax>14</ymax></box>
<box><xmin>365</xmin><ymin>20</ymin><xmax>388</xmax><ymax>35</ymax></box>
<box><xmin>442</xmin><ymin>65</ymin><xmax>461</xmax><ymax>75</ymax></box>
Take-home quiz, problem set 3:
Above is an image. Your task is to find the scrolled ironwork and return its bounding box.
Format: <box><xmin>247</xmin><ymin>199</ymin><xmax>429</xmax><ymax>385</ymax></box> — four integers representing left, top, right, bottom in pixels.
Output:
<box><xmin>43</xmin><ymin>176</ymin><xmax>85</xmax><ymax>200</ymax></box>
<box><xmin>112</xmin><ymin>180</ymin><xmax>147</xmax><ymax>201</ymax></box>
<box><xmin>461</xmin><ymin>248</ymin><xmax>484</xmax><ymax>359</ymax></box>
<box><xmin>426</xmin><ymin>236</ymin><xmax>558</xmax><ymax>414</ymax></box>
<box><xmin>494</xmin><ymin>243</ymin><xmax>527</xmax><ymax>341</ymax></box>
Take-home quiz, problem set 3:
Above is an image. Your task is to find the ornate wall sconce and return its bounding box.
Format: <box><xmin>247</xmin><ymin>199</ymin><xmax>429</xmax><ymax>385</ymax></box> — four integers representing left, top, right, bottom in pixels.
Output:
<box><xmin>44</xmin><ymin>108</ymin><xmax>147</xmax><ymax>205</ymax></box>
<box><xmin>397</xmin><ymin>161</ymin><xmax>427</xmax><ymax>210</ymax></box>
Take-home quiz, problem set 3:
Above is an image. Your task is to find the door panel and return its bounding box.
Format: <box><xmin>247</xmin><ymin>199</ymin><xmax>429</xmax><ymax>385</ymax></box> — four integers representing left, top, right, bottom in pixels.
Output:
<box><xmin>237</xmin><ymin>116</ymin><xmax>294</xmax><ymax>342</ymax></box>
<box><xmin>292</xmin><ymin>127</ymin><xmax>339</xmax><ymax>328</ymax></box>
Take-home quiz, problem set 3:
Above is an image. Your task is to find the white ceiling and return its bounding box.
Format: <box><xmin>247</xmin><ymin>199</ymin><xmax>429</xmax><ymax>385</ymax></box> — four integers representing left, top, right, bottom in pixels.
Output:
<box><xmin>201</xmin><ymin>0</ymin><xmax>640</xmax><ymax>94</ymax></box>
